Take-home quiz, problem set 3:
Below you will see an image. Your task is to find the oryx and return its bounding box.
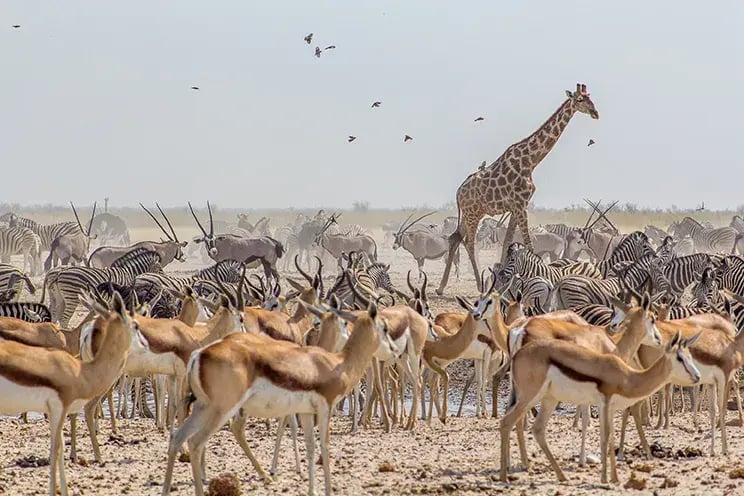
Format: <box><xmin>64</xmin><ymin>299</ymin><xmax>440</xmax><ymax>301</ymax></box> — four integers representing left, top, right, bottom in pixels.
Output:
<box><xmin>189</xmin><ymin>202</ymin><xmax>284</xmax><ymax>280</ymax></box>
<box><xmin>44</xmin><ymin>202</ymin><xmax>98</xmax><ymax>271</ymax></box>
<box><xmin>87</xmin><ymin>203</ymin><xmax>187</xmax><ymax>268</ymax></box>
<box><xmin>392</xmin><ymin>211</ymin><xmax>459</xmax><ymax>279</ymax></box>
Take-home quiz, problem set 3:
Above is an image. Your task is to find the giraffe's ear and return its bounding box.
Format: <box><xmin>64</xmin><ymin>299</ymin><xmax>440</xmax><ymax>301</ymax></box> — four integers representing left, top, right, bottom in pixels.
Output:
<box><xmin>565</xmin><ymin>90</ymin><xmax>573</xmax><ymax>98</ymax></box>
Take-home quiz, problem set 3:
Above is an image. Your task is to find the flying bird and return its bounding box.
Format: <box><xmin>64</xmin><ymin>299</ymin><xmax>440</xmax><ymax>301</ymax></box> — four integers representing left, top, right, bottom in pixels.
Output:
<box><xmin>190</xmin><ymin>86</ymin><xmax>199</xmax><ymax>90</ymax></box>
<box><xmin>404</xmin><ymin>135</ymin><xmax>413</xmax><ymax>142</ymax></box>
<box><xmin>371</xmin><ymin>101</ymin><xmax>382</xmax><ymax>108</ymax></box>
<box><xmin>315</xmin><ymin>46</ymin><xmax>322</xmax><ymax>58</ymax></box>
<box><xmin>12</xmin><ymin>25</ymin><xmax>21</xmax><ymax>29</ymax></box>
<box><xmin>474</xmin><ymin>116</ymin><xmax>485</xmax><ymax>122</ymax></box>
<box><xmin>348</xmin><ymin>135</ymin><xmax>357</xmax><ymax>143</ymax></box>
<box><xmin>587</xmin><ymin>139</ymin><xmax>595</xmax><ymax>147</ymax></box>
<box><xmin>324</xmin><ymin>45</ymin><xmax>336</xmax><ymax>50</ymax></box>
<box><xmin>304</xmin><ymin>33</ymin><xmax>313</xmax><ymax>44</ymax></box>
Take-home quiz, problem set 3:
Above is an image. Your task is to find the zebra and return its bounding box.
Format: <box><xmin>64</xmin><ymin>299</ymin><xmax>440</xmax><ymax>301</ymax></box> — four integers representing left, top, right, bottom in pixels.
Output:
<box><xmin>324</xmin><ymin>252</ymin><xmax>396</xmax><ymax>308</ymax></box>
<box><xmin>661</xmin><ymin>253</ymin><xmax>722</xmax><ymax>296</ymax></box>
<box><xmin>133</xmin><ymin>259</ymin><xmax>243</xmax><ymax>294</ymax></box>
<box><xmin>549</xmin><ymin>275</ymin><xmax>622</xmax><ymax>310</ymax></box>
<box><xmin>493</xmin><ymin>243</ymin><xmax>600</xmax><ymax>291</ymax></box>
<box><xmin>503</xmin><ymin>276</ymin><xmax>554</xmax><ymax>312</ymax></box>
<box><xmin>0</xmin><ymin>302</ymin><xmax>53</xmax><ymax>322</ymax></box>
<box><xmin>0</xmin><ymin>213</ymin><xmax>79</xmax><ymax>253</ymax></box>
<box><xmin>572</xmin><ymin>304</ymin><xmax>614</xmax><ymax>326</ymax></box>
<box><xmin>0</xmin><ymin>226</ymin><xmax>42</xmax><ymax>275</ymax></box>
<box><xmin>593</xmin><ymin>231</ymin><xmax>655</xmax><ymax>277</ymax></box>
<box><xmin>544</xmin><ymin>223</ymin><xmax>576</xmax><ymax>240</ymax></box>
<box><xmin>42</xmin><ymin>248</ymin><xmax>162</xmax><ymax>327</ymax></box>
<box><xmin>0</xmin><ymin>264</ymin><xmax>36</xmax><ymax>300</ymax></box>
<box><xmin>669</xmin><ymin>217</ymin><xmax>737</xmax><ymax>254</ymax></box>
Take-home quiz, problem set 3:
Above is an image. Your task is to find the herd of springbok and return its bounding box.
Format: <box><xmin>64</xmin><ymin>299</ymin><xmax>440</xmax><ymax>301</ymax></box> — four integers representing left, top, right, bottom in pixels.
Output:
<box><xmin>2</xmin><ymin>203</ymin><xmax>744</xmax><ymax>496</ymax></box>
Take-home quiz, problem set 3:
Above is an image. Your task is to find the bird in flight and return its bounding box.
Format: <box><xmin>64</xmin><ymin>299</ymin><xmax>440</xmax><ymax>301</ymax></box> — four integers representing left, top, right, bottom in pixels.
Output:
<box><xmin>348</xmin><ymin>136</ymin><xmax>357</xmax><ymax>143</ymax></box>
<box><xmin>474</xmin><ymin>116</ymin><xmax>485</xmax><ymax>122</ymax></box>
<box><xmin>315</xmin><ymin>46</ymin><xmax>322</xmax><ymax>58</ymax></box>
<box><xmin>324</xmin><ymin>45</ymin><xmax>336</xmax><ymax>50</ymax></box>
<box><xmin>304</xmin><ymin>33</ymin><xmax>313</xmax><ymax>44</ymax></box>
<box><xmin>371</xmin><ymin>101</ymin><xmax>382</xmax><ymax>108</ymax></box>
<box><xmin>190</xmin><ymin>86</ymin><xmax>199</xmax><ymax>90</ymax></box>
<box><xmin>12</xmin><ymin>25</ymin><xmax>21</xmax><ymax>29</ymax></box>
<box><xmin>404</xmin><ymin>135</ymin><xmax>413</xmax><ymax>142</ymax></box>
<box><xmin>587</xmin><ymin>139</ymin><xmax>595</xmax><ymax>147</ymax></box>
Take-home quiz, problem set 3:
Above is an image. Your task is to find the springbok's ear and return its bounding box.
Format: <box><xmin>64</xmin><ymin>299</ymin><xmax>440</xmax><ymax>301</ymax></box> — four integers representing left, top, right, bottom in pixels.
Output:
<box><xmin>684</xmin><ymin>331</ymin><xmax>702</xmax><ymax>348</ymax></box>
<box><xmin>367</xmin><ymin>300</ymin><xmax>378</xmax><ymax>320</ymax></box>
<box><xmin>666</xmin><ymin>330</ymin><xmax>682</xmax><ymax>352</ymax></box>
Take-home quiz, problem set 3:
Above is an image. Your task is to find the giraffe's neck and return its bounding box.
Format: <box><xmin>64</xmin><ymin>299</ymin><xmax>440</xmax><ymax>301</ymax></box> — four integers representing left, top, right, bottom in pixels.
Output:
<box><xmin>520</xmin><ymin>98</ymin><xmax>577</xmax><ymax>171</ymax></box>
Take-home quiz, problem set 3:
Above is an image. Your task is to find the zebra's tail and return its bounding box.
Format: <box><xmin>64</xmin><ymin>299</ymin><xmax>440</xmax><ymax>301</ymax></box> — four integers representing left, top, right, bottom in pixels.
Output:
<box><xmin>44</xmin><ymin>238</ymin><xmax>59</xmax><ymax>272</ymax></box>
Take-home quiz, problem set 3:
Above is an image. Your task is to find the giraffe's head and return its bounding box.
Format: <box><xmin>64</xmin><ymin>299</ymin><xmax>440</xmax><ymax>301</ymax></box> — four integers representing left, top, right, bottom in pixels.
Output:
<box><xmin>565</xmin><ymin>83</ymin><xmax>599</xmax><ymax>119</ymax></box>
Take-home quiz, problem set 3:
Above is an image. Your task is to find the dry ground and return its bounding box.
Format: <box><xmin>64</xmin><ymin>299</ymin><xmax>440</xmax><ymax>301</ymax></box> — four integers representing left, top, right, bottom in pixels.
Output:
<box><xmin>2</xmin><ymin>234</ymin><xmax>744</xmax><ymax>495</ymax></box>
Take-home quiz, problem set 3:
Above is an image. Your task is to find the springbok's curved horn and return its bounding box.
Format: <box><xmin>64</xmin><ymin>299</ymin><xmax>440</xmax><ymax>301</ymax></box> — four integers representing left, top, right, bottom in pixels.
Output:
<box><xmin>141</xmin><ymin>203</ymin><xmax>173</xmax><ymax>241</ymax></box>
<box><xmin>188</xmin><ymin>202</ymin><xmax>208</xmax><ymax>237</ymax></box>
<box><xmin>406</xmin><ymin>270</ymin><xmax>417</xmax><ymax>295</ymax></box>
<box><xmin>421</xmin><ymin>271</ymin><xmax>428</xmax><ymax>301</ymax></box>
<box><xmin>315</xmin><ymin>256</ymin><xmax>324</xmax><ymax>298</ymax></box>
<box><xmin>295</xmin><ymin>255</ymin><xmax>313</xmax><ymax>284</ymax></box>
<box><xmin>236</xmin><ymin>263</ymin><xmax>247</xmax><ymax>308</ymax></box>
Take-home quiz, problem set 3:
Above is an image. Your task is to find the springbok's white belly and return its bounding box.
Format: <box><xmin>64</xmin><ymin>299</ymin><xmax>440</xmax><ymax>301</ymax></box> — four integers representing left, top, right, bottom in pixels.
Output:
<box><xmin>675</xmin><ymin>362</ymin><xmax>721</xmax><ymax>387</ymax></box>
<box><xmin>0</xmin><ymin>377</ymin><xmax>59</xmax><ymax>415</ymax></box>
<box><xmin>545</xmin><ymin>366</ymin><xmax>601</xmax><ymax>405</ymax></box>
<box><xmin>240</xmin><ymin>378</ymin><xmax>325</xmax><ymax>418</ymax></box>
<box><xmin>125</xmin><ymin>350</ymin><xmax>181</xmax><ymax>377</ymax></box>
<box><xmin>375</xmin><ymin>328</ymin><xmax>409</xmax><ymax>361</ymax></box>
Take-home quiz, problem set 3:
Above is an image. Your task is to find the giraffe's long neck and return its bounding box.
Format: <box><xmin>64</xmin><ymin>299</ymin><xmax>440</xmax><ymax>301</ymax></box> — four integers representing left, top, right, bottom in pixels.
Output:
<box><xmin>521</xmin><ymin>98</ymin><xmax>577</xmax><ymax>171</ymax></box>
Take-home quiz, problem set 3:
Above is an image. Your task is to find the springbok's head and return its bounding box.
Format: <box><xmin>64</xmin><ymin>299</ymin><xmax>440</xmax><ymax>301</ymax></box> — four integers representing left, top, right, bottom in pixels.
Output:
<box><xmin>565</xmin><ymin>83</ymin><xmax>599</xmax><ymax>120</ymax></box>
<box><xmin>189</xmin><ymin>201</ymin><xmax>217</xmax><ymax>257</ymax></box>
<box><xmin>141</xmin><ymin>203</ymin><xmax>188</xmax><ymax>262</ymax></box>
<box><xmin>392</xmin><ymin>211</ymin><xmax>436</xmax><ymax>250</ymax></box>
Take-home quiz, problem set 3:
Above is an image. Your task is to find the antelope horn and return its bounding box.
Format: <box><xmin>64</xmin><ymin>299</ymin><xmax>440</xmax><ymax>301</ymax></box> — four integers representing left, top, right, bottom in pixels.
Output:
<box><xmin>315</xmin><ymin>256</ymin><xmax>324</xmax><ymax>298</ymax></box>
<box><xmin>236</xmin><ymin>263</ymin><xmax>247</xmax><ymax>308</ymax></box>
<box><xmin>421</xmin><ymin>271</ymin><xmax>428</xmax><ymax>301</ymax></box>
<box><xmin>70</xmin><ymin>202</ymin><xmax>86</xmax><ymax>234</ymax></box>
<box><xmin>188</xmin><ymin>202</ymin><xmax>208</xmax><ymax>237</ymax></box>
<box><xmin>156</xmin><ymin>202</ymin><xmax>180</xmax><ymax>242</ymax></box>
<box><xmin>399</xmin><ymin>211</ymin><xmax>437</xmax><ymax>236</ymax></box>
<box><xmin>207</xmin><ymin>201</ymin><xmax>214</xmax><ymax>237</ymax></box>
<box><xmin>87</xmin><ymin>202</ymin><xmax>97</xmax><ymax>237</ymax></box>
<box><xmin>396</xmin><ymin>212</ymin><xmax>416</xmax><ymax>235</ymax></box>
<box><xmin>583</xmin><ymin>198</ymin><xmax>597</xmax><ymax>228</ymax></box>
<box><xmin>141</xmin><ymin>203</ymin><xmax>173</xmax><ymax>241</ymax></box>
<box><xmin>295</xmin><ymin>254</ymin><xmax>313</xmax><ymax>284</ymax></box>
<box><xmin>406</xmin><ymin>270</ymin><xmax>416</xmax><ymax>294</ymax></box>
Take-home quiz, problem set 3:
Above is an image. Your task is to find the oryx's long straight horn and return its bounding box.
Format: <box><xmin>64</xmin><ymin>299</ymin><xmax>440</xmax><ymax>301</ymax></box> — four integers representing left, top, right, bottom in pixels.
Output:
<box><xmin>141</xmin><ymin>202</ymin><xmax>174</xmax><ymax>241</ymax></box>
<box><xmin>206</xmin><ymin>201</ymin><xmax>214</xmax><ymax>237</ymax></box>
<box><xmin>155</xmin><ymin>202</ymin><xmax>180</xmax><ymax>242</ymax></box>
<box><xmin>70</xmin><ymin>202</ymin><xmax>85</xmax><ymax>234</ymax></box>
<box><xmin>188</xmin><ymin>201</ymin><xmax>208</xmax><ymax>237</ymax></box>
<box><xmin>397</xmin><ymin>211</ymin><xmax>437</xmax><ymax>236</ymax></box>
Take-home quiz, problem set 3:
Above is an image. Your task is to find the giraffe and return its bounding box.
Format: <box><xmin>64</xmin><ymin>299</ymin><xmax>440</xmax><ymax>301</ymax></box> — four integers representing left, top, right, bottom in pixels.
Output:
<box><xmin>436</xmin><ymin>83</ymin><xmax>599</xmax><ymax>295</ymax></box>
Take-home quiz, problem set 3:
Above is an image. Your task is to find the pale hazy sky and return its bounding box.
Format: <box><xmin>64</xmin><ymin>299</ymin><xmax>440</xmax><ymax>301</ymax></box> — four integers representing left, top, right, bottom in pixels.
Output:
<box><xmin>2</xmin><ymin>1</ymin><xmax>742</xmax><ymax>210</ymax></box>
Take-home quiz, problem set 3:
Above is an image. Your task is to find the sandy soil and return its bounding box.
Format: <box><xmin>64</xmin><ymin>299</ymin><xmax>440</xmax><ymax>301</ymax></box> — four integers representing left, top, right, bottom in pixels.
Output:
<box><xmin>2</xmin><ymin>245</ymin><xmax>744</xmax><ymax>495</ymax></box>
